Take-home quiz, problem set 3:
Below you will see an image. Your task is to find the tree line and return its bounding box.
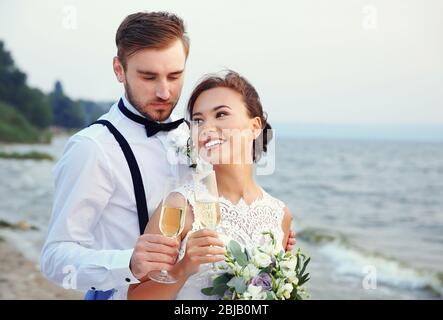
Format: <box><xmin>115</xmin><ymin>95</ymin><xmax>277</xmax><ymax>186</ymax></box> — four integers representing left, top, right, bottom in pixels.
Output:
<box><xmin>0</xmin><ymin>40</ymin><xmax>109</xmax><ymax>142</ymax></box>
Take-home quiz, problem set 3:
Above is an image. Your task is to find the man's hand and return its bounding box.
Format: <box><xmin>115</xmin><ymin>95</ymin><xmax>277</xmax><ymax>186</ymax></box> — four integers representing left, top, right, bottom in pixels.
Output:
<box><xmin>130</xmin><ymin>234</ymin><xmax>180</xmax><ymax>280</ymax></box>
<box><xmin>285</xmin><ymin>230</ymin><xmax>296</xmax><ymax>252</ymax></box>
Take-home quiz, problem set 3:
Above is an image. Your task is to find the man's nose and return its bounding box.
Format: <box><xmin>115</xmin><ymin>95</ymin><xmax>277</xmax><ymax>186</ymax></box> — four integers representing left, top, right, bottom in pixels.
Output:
<box><xmin>156</xmin><ymin>80</ymin><xmax>170</xmax><ymax>101</ymax></box>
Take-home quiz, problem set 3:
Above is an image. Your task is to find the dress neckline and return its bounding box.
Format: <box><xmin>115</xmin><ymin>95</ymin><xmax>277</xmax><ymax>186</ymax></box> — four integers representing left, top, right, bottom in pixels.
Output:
<box><xmin>218</xmin><ymin>187</ymin><xmax>267</xmax><ymax>208</ymax></box>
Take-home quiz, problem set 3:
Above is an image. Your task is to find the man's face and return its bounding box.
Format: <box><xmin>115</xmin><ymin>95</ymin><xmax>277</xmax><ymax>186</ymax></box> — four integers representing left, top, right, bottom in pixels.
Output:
<box><xmin>113</xmin><ymin>39</ymin><xmax>187</xmax><ymax>121</ymax></box>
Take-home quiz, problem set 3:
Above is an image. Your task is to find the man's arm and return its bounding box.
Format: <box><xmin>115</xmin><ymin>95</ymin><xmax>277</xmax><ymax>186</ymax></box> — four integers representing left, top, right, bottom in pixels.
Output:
<box><xmin>40</xmin><ymin>135</ymin><xmax>138</xmax><ymax>291</ymax></box>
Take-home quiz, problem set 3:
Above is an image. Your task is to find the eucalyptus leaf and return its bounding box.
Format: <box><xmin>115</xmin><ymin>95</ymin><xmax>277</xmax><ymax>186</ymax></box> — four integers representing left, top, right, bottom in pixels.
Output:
<box><xmin>266</xmin><ymin>291</ymin><xmax>276</xmax><ymax>300</ymax></box>
<box><xmin>213</xmin><ymin>283</ymin><xmax>229</xmax><ymax>296</ymax></box>
<box><xmin>201</xmin><ymin>287</ymin><xmax>214</xmax><ymax>296</ymax></box>
<box><xmin>226</xmin><ymin>276</ymin><xmax>247</xmax><ymax>294</ymax></box>
<box><xmin>228</xmin><ymin>240</ymin><xmax>248</xmax><ymax>267</ymax></box>
<box><xmin>213</xmin><ymin>273</ymin><xmax>232</xmax><ymax>286</ymax></box>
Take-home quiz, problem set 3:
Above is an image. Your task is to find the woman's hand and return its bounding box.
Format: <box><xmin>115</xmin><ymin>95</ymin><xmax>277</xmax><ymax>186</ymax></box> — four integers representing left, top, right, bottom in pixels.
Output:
<box><xmin>180</xmin><ymin>229</ymin><xmax>225</xmax><ymax>278</ymax></box>
<box><xmin>285</xmin><ymin>230</ymin><xmax>296</xmax><ymax>252</ymax></box>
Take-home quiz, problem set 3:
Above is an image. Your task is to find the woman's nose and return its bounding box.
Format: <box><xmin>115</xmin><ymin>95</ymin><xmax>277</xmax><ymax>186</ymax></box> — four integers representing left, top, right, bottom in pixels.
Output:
<box><xmin>200</xmin><ymin>118</ymin><xmax>218</xmax><ymax>133</ymax></box>
<box><xmin>199</xmin><ymin>124</ymin><xmax>220</xmax><ymax>143</ymax></box>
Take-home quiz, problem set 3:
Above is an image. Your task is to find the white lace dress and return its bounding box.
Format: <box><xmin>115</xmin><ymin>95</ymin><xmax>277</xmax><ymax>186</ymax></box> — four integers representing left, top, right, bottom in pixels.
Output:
<box><xmin>174</xmin><ymin>183</ymin><xmax>287</xmax><ymax>300</ymax></box>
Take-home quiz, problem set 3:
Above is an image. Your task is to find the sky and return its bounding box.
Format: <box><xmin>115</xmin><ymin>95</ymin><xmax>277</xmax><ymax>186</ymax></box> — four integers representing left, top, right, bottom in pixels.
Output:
<box><xmin>0</xmin><ymin>0</ymin><xmax>442</xmax><ymax>129</ymax></box>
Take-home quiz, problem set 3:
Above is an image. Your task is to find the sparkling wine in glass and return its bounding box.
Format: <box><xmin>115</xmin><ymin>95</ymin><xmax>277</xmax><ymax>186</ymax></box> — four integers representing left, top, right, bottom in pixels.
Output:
<box><xmin>148</xmin><ymin>179</ymin><xmax>186</xmax><ymax>284</ymax></box>
<box><xmin>193</xmin><ymin>170</ymin><xmax>221</xmax><ymax>271</ymax></box>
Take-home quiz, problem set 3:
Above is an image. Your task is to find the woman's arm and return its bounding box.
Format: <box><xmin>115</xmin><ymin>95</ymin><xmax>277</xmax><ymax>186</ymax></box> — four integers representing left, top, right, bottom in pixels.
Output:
<box><xmin>281</xmin><ymin>207</ymin><xmax>294</xmax><ymax>249</ymax></box>
<box><xmin>127</xmin><ymin>193</ymin><xmax>193</xmax><ymax>299</ymax></box>
<box><xmin>127</xmin><ymin>194</ymin><xmax>225</xmax><ymax>299</ymax></box>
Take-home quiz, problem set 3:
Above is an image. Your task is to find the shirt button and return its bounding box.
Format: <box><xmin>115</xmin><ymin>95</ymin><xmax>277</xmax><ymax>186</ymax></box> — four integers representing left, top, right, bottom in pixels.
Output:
<box><xmin>125</xmin><ymin>278</ymin><xmax>131</xmax><ymax>283</ymax></box>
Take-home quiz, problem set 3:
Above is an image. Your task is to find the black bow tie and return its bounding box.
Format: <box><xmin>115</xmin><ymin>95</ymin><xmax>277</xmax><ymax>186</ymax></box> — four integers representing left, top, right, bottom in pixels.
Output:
<box><xmin>118</xmin><ymin>99</ymin><xmax>185</xmax><ymax>137</ymax></box>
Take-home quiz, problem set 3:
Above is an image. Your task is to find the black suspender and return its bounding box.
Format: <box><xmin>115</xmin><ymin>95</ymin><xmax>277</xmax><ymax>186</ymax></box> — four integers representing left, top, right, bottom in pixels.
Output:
<box><xmin>91</xmin><ymin>120</ymin><xmax>149</xmax><ymax>235</ymax></box>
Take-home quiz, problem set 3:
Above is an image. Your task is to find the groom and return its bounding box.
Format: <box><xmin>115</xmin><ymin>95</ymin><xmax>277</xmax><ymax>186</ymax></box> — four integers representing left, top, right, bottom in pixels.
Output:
<box><xmin>40</xmin><ymin>11</ymin><xmax>295</xmax><ymax>300</ymax></box>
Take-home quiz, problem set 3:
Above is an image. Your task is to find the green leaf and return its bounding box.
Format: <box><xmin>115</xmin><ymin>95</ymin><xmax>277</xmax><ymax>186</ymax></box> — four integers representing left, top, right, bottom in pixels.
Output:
<box><xmin>290</xmin><ymin>287</ymin><xmax>297</xmax><ymax>299</ymax></box>
<box><xmin>295</xmin><ymin>252</ymin><xmax>301</xmax><ymax>271</ymax></box>
<box><xmin>228</xmin><ymin>240</ymin><xmax>248</xmax><ymax>267</ymax></box>
<box><xmin>227</xmin><ymin>277</ymin><xmax>247</xmax><ymax>294</ymax></box>
<box><xmin>261</xmin><ymin>265</ymin><xmax>273</xmax><ymax>274</ymax></box>
<box><xmin>298</xmin><ymin>274</ymin><xmax>310</xmax><ymax>286</ymax></box>
<box><xmin>300</xmin><ymin>257</ymin><xmax>311</xmax><ymax>276</ymax></box>
<box><xmin>213</xmin><ymin>273</ymin><xmax>233</xmax><ymax>286</ymax></box>
<box><xmin>201</xmin><ymin>287</ymin><xmax>215</xmax><ymax>296</ymax></box>
<box><xmin>213</xmin><ymin>283</ymin><xmax>229</xmax><ymax>296</ymax></box>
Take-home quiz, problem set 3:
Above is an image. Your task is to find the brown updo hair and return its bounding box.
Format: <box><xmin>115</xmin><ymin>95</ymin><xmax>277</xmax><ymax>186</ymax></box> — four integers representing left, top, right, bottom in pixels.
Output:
<box><xmin>187</xmin><ymin>70</ymin><xmax>272</xmax><ymax>162</ymax></box>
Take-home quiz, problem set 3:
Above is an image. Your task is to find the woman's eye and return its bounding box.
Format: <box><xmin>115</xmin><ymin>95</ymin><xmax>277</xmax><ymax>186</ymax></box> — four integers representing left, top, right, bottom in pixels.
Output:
<box><xmin>216</xmin><ymin>112</ymin><xmax>227</xmax><ymax>118</ymax></box>
<box><xmin>193</xmin><ymin>118</ymin><xmax>203</xmax><ymax>125</ymax></box>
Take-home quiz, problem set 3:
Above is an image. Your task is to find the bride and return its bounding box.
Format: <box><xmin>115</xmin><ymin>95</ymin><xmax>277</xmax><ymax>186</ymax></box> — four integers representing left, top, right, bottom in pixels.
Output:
<box><xmin>128</xmin><ymin>70</ymin><xmax>294</xmax><ymax>299</ymax></box>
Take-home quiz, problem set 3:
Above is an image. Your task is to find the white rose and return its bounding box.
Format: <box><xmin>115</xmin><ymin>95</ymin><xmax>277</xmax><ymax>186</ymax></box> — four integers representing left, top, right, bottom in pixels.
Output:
<box><xmin>276</xmin><ymin>282</ymin><xmax>293</xmax><ymax>299</ymax></box>
<box><xmin>282</xmin><ymin>270</ymin><xmax>299</xmax><ymax>285</ymax></box>
<box><xmin>166</xmin><ymin>122</ymin><xmax>190</xmax><ymax>149</ymax></box>
<box><xmin>279</xmin><ymin>256</ymin><xmax>297</xmax><ymax>271</ymax></box>
<box><xmin>259</xmin><ymin>241</ymin><xmax>281</xmax><ymax>256</ymax></box>
<box><xmin>165</xmin><ymin>123</ymin><xmax>190</xmax><ymax>165</ymax></box>
<box><xmin>231</xmin><ymin>262</ymin><xmax>244</xmax><ymax>275</ymax></box>
<box><xmin>242</xmin><ymin>264</ymin><xmax>260</xmax><ymax>281</ymax></box>
<box><xmin>252</xmin><ymin>251</ymin><xmax>272</xmax><ymax>269</ymax></box>
<box><xmin>243</xmin><ymin>285</ymin><xmax>267</xmax><ymax>300</ymax></box>
<box><xmin>166</xmin><ymin>146</ymin><xmax>179</xmax><ymax>165</ymax></box>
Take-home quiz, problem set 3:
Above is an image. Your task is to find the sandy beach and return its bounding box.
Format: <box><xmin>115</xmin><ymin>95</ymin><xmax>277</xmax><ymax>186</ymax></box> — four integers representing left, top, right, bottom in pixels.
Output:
<box><xmin>0</xmin><ymin>238</ymin><xmax>82</xmax><ymax>300</ymax></box>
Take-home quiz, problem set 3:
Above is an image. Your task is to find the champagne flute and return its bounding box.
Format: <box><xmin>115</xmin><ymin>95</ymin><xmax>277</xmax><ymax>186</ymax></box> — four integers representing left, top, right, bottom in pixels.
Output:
<box><xmin>148</xmin><ymin>179</ymin><xmax>186</xmax><ymax>284</ymax></box>
<box><xmin>193</xmin><ymin>170</ymin><xmax>221</xmax><ymax>271</ymax></box>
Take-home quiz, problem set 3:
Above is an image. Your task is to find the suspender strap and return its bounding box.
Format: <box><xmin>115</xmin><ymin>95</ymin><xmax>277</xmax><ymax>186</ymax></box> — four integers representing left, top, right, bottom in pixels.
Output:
<box><xmin>91</xmin><ymin>120</ymin><xmax>149</xmax><ymax>235</ymax></box>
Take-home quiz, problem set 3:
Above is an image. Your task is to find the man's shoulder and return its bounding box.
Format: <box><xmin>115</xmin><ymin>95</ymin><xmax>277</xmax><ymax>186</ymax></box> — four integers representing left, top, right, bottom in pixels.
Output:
<box><xmin>71</xmin><ymin>102</ymin><xmax>123</xmax><ymax>145</ymax></box>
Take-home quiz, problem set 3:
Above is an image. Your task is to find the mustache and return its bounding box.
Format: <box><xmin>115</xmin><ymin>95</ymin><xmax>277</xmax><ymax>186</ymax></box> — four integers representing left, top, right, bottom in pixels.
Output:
<box><xmin>148</xmin><ymin>99</ymin><xmax>175</xmax><ymax>105</ymax></box>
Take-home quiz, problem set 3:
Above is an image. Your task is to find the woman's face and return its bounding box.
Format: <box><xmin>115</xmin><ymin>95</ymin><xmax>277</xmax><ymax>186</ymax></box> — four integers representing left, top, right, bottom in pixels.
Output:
<box><xmin>190</xmin><ymin>87</ymin><xmax>262</xmax><ymax>165</ymax></box>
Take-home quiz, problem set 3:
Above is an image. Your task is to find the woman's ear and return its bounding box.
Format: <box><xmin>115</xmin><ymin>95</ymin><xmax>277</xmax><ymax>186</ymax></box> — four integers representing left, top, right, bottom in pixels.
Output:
<box><xmin>251</xmin><ymin>116</ymin><xmax>262</xmax><ymax>139</ymax></box>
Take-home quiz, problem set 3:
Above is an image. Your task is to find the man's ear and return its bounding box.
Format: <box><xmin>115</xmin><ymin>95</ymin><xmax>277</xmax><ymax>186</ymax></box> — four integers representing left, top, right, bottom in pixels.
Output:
<box><xmin>113</xmin><ymin>56</ymin><xmax>125</xmax><ymax>83</ymax></box>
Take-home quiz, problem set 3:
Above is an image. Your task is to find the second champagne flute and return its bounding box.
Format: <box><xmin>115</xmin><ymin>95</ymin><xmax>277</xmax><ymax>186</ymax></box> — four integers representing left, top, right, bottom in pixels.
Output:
<box><xmin>193</xmin><ymin>170</ymin><xmax>221</xmax><ymax>271</ymax></box>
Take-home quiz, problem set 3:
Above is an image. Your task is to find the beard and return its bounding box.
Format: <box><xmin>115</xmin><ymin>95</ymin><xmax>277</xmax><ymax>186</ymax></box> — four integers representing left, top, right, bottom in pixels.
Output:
<box><xmin>124</xmin><ymin>81</ymin><xmax>178</xmax><ymax>122</ymax></box>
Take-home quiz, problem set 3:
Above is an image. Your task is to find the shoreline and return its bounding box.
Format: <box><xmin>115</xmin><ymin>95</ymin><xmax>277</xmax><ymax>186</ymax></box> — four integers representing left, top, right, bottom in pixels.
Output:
<box><xmin>0</xmin><ymin>238</ymin><xmax>82</xmax><ymax>300</ymax></box>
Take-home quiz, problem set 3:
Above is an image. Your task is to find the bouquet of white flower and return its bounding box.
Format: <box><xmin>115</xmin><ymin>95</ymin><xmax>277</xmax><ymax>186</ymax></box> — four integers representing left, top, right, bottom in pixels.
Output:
<box><xmin>202</xmin><ymin>232</ymin><xmax>310</xmax><ymax>300</ymax></box>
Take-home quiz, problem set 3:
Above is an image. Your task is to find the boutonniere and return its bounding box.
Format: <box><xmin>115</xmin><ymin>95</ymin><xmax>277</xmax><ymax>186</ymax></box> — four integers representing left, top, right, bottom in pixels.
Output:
<box><xmin>166</xmin><ymin>121</ymin><xmax>212</xmax><ymax>172</ymax></box>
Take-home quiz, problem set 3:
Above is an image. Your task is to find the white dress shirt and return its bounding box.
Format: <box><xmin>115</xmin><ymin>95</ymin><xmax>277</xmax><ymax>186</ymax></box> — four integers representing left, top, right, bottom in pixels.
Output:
<box><xmin>40</xmin><ymin>95</ymin><xmax>190</xmax><ymax>300</ymax></box>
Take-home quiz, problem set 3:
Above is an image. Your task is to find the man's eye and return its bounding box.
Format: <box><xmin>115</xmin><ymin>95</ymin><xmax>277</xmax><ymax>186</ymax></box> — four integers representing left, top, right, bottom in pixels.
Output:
<box><xmin>168</xmin><ymin>77</ymin><xmax>179</xmax><ymax>81</ymax></box>
<box><xmin>144</xmin><ymin>77</ymin><xmax>155</xmax><ymax>81</ymax></box>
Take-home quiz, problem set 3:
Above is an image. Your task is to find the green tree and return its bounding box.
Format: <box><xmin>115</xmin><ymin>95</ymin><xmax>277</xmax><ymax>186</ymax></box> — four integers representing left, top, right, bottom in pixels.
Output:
<box><xmin>0</xmin><ymin>40</ymin><xmax>52</xmax><ymax>129</ymax></box>
<box><xmin>50</xmin><ymin>80</ymin><xmax>85</xmax><ymax>128</ymax></box>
